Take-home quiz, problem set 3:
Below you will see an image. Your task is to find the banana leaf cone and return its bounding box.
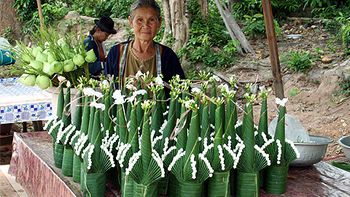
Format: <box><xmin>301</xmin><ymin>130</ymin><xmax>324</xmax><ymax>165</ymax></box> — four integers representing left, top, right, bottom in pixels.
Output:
<box><xmin>80</xmin><ymin>96</ymin><xmax>91</xmax><ymax>134</ymax></box>
<box><xmin>264</xmin><ymin>105</ymin><xmax>296</xmax><ymax>195</ymax></box>
<box><xmin>236</xmin><ymin>97</ymin><xmax>268</xmax><ymax>197</ymax></box>
<box><xmin>103</xmin><ymin>92</ymin><xmax>112</xmax><ymax>132</ymax></box>
<box><xmin>133</xmin><ymin>182</ymin><xmax>158</xmax><ymax>197</ymax></box>
<box><xmin>51</xmin><ymin>85</ymin><xmax>64</xmax><ymax>163</ymax></box>
<box><xmin>121</xmin><ymin>171</ymin><xmax>135</xmax><ymax>197</ymax></box>
<box><xmin>56</xmin><ymin>85</ymin><xmax>64</xmax><ymax>119</ymax></box>
<box><xmin>54</xmin><ymin>142</ymin><xmax>64</xmax><ymax>168</ymax></box>
<box><xmin>236</xmin><ymin>172</ymin><xmax>259</xmax><ymax>197</ymax></box>
<box><xmin>167</xmin><ymin>174</ymin><xmax>179</xmax><ymax>197</ymax></box>
<box><xmin>62</xmin><ymin>145</ymin><xmax>74</xmax><ymax>177</ymax></box>
<box><xmin>84</xmin><ymin>172</ymin><xmax>106</xmax><ymax>197</ymax></box>
<box><xmin>257</xmin><ymin>94</ymin><xmax>268</xmax><ymax>187</ymax></box>
<box><xmin>157</xmin><ymin>173</ymin><xmax>169</xmax><ymax>196</ymax></box>
<box><xmin>208</xmin><ymin>171</ymin><xmax>230</xmax><ymax>197</ymax></box>
<box><xmin>72</xmin><ymin>90</ymin><xmax>83</xmax><ymax>182</ymax></box>
<box><xmin>229</xmin><ymin>169</ymin><xmax>236</xmax><ymax>197</ymax></box>
<box><xmin>178</xmin><ymin>181</ymin><xmax>203</xmax><ymax>197</ymax></box>
<box><xmin>87</xmin><ymin>104</ymin><xmax>96</xmax><ymax>141</ymax></box>
<box><xmin>61</xmin><ymin>87</ymin><xmax>73</xmax><ymax>176</ymax></box>
<box><xmin>264</xmin><ymin>164</ymin><xmax>289</xmax><ymax>194</ymax></box>
<box><xmin>72</xmin><ymin>153</ymin><xmax>81</xmax><ymax>182</ymax></box>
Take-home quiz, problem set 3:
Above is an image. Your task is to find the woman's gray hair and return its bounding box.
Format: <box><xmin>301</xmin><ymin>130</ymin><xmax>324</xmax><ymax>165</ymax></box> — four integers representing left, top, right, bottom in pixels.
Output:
<box><xmin>130</xmin><ymin>0</ymin><xmax>161</xmax><ymax>19</ymax></box>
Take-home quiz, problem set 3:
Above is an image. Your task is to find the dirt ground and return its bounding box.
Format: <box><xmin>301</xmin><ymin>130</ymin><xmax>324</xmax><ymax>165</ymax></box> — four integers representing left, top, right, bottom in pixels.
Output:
<box><xmin>223</xmin><ymin>19</ymin><xmax>350</xmax><ymax>158</ymax></box>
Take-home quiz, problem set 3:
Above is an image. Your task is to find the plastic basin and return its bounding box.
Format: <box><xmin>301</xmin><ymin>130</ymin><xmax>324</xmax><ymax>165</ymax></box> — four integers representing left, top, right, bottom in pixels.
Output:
<box><xmin>338</xmin><ymin>135</ymin><xmax>350</xmax><ymax>160</ymax></box>
<box><xmin>290</xmin><ymin>135</ymin><xmax>332</xmax><ymax>167</ymax></box>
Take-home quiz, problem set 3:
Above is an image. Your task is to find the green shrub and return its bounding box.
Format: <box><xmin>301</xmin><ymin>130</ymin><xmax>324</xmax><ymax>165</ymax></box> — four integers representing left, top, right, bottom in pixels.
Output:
<box><xmin>243</xmin><ymin>14</ymin><xmax>281</xmax><ymax>38</ymax></box>
<box><xmin>338</xmin><ymin>77</ymin><xmax>350</xmax><ymax>96</ymax></box>
<box><xmin>341</xmin><ymin>23</ymin><xmax>350</xmax><ymax>54</ymax></box>
<box><xmin>287</xmin><ymin>51</ymin><xmax>312</xmax><ymax>72</ymax></box>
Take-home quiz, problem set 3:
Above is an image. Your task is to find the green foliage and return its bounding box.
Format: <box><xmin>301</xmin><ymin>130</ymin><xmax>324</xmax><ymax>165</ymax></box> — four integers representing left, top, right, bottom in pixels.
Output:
<box><xmin>231</xmin><ymin>0</ymin><xmax>303</xmax><ymax>19</ymax></box>
<box><xmin>178</xmin><ymin>1</ymin><xmax>237</xmax><ymax>69</ymax></box>
<box><xmin>338</xmin><ymin>77</ymin><xmax>350</xmax><ymax>96</ymax></box>
<box><xmin>243</xmin><ymin>14</ymin><xmax>281</xmax><ymax>38</ymax></box>
<box><xmin>341</xmin><ymin>23</ymin><xmax>350</xmax><ymax>54</ymax></box>
<box><xmin>13</xmin><ymin>1</ymin><xmax>68</xmax><ymax>34</ymax></box>
<box><xmin>303</xmin><ymin>0</ymin><xmax>331</xmax><ymax>9</ymax></box>
<box><xmin>287</xmin><ymin>51</ymin><xmax>312</xmax><ymax>72</ymax></box>
<box><xmin>288</xmin><ymin>87</ymin><xmax>300</xmax><ymax>97</ymax></box>
<box><xmin>110</xmin><ymin>0</ymin><xmax>134</xmax><ymax>18</ymax></box>
<box><xmin>1</xmin><ymin>27</ymin><xmax>15</xmax><ymax>45</ymax></box>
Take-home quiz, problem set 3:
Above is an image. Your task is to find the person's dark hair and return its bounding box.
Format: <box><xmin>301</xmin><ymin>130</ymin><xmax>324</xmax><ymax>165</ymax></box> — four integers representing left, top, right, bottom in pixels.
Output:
<box><xmin>130</xmin><ymin>0</ymin><xmax>161</xmax><ymax>19</ymax></box>
<box><xmin>89</xmin><ymin>26</ymin><xmax>98</xmax><ymax>35</ymax></box>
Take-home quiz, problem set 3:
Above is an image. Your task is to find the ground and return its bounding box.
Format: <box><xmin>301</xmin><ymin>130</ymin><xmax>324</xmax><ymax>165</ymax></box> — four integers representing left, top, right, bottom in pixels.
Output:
<box><xmin>221</xmin><ymin>18</ymin><xmax>350</xmax><ymax>158</ymax></box>
<box><xmin>1</xmin><ymin>17</ymin><xmax>349</xmax><ymax>159</ymax></box>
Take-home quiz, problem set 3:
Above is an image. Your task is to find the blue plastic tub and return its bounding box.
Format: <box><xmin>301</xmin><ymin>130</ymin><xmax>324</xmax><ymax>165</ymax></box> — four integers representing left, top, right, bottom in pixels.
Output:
<box><xmin>0</xmin><ymin>49</ymin><xmax>15</xmax><ymax>65</ymax></box>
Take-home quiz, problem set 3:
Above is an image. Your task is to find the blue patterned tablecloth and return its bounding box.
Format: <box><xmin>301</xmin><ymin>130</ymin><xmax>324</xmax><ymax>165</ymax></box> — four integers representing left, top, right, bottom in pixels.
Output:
<box><xmin>0</xmin><ymin>78</ymin><xmax>53</xmax><ymax>124</ymax></box>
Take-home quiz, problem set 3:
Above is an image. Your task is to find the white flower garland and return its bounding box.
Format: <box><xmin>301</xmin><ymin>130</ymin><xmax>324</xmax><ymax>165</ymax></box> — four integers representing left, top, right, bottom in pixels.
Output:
<box><xmin>276</xmin><ymin>139</ymin><xmax>282</xmax><ymax>164</ymax></box>
<box><xmin>63</xmin><ymin>125</ymin><xmax>76</xmax><ymax>145</ymax></box>
<box><xmin>190</xmin><ymin>154</ymin><xmax>197</xmax><ymax>179</ymax></box>
<box><xmin>286</xmin><ymin>139</ymin><xmax>300</xmax><ymax>159</ymax></box>
<box><xmin>168</xmin><ymin>148</ymin><xmax>185</xmax><ymax>171</ymax></box>
<box><xmin>217</xmin><ymin>145</ymin><xmax>226</xmax><ymax>171</ymax></box>
<box><xmin>198</xmin><ymin>153</ymin><xmax>214</xmax><ymax>177</ymax></box>
<box><xmin>152</xmin><ymin>150</ymin><xmax>165</xmax><ymax>178</ymax></box>
<box><xmin>126</xmin><ymin>151</ymin><xmax>141</xmax><ymax>175</ymax></box>
<box><xmin>74</xmin><ymin>133</ymin><xmax>88</xmax><ymax>156</ymax></box>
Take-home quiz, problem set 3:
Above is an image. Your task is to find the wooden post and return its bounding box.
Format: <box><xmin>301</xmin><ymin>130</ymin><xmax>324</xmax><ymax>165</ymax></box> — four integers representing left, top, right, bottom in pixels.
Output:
<box><xmin>36</xmin><ymin>0</ymin><xmax>45</xmax><ymax>30</ymax></box>
<box><xmin>261</xmin><ymin>0</ymin><xmax>284</xmax><ymax>99</ymax></box>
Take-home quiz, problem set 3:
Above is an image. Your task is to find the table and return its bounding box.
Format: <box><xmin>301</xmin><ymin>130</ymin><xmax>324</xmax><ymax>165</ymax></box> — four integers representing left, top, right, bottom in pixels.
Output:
<box><xmin>0</xmin><ymin>78</ymin><xmax>53</xmax><ymax>124</ymax></box>
<box><xmin>8</xmin><ymin>132</ymin><xmax>350</xmax><ymax>197</ymax></box>
<box><xmin>9</xmin><ymin>132</ymin><xmax>82</xmax><ymax>197</ymax></box>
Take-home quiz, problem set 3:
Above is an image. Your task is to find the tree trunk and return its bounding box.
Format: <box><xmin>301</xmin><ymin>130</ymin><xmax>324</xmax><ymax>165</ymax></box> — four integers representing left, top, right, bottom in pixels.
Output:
<box><xmin>198</xmin><ymin>0</ymin><xmax>209</xmax><ymax>19</ymax></box>
<box><xmin>169</xmin><ymin>0</ymin><xmax>190</xmax><ymax>51</ymax></box>
<box><xmin>214</xmin><ymin>0</ymin><xmax>255</xmax><ymax>54</ymax></box>
<box><xmin>161</xmin><ymin>0</ymin><xmax>172</xmax><ymax>44</ymax></box>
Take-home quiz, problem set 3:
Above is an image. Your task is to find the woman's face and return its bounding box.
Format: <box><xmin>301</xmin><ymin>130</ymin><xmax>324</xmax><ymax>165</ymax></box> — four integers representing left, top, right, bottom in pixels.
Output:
<box><xmin>129</xmin><ymin>7</ymin><xmax>161</xmax><ymax>42</ymax></box>
<box><xmin>95</xmin><ymin>28</ymin><xmax>110</xmax><ymax>42</ymax></box>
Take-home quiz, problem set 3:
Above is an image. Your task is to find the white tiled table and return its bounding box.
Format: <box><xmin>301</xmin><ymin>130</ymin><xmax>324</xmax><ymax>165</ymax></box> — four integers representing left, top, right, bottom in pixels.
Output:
<box><xmin>0</xmin><ymin>78</ymin><xmax>53</xmax><ymax>125</ymax></box>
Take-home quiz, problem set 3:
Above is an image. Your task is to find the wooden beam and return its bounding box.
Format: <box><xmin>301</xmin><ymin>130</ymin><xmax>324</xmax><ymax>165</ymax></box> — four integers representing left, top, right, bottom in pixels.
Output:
<box><xmin>36</xmin><ymin>0</ymin><xmax>45</xmax><ymax>30</ymax></box>
<box><xmin>261</xmin><ymin>0</ymin><xmax>285</xmax><ymax>99</ymax></box>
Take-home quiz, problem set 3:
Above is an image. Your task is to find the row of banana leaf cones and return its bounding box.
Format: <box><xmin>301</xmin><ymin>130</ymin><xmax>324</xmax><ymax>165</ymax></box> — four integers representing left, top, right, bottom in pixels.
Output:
<box><xmin>44</xmin><ymin>73</ymin><xmax>299</xmax><ymax>197</ymax></box>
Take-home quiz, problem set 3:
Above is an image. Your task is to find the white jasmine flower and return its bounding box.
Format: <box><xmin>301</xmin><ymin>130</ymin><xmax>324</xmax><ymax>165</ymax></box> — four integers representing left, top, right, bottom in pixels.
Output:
<box><xmin>90</xmin><ymin>101</ymin><xmax>105</xmax><ymax>110</ymax></box>
<box><xmin>275</xmin><ymin>98</ymin><xmax>288</xmax><ymax>107</ymax></box>
<box><xmin>191</xmin><ymin>87</ymin><xmax>201</xmax><ymax>94</ymax></box>
<box><xmin>57</xmin><ymin>76</ymin><xmax>66</xmax><ymax>82</ymax></box>
<box><xmin>83</xmin><ymin>87</ymin><xmax>96</xmax><ymax>96</ymax></box>
<box><xmin>154</xmin><ymin>76</ymin><xmax>163</xmax><ymax>86</ymax></box>
<box><xmin>113</xmin><ymin>90</ymin><xmax>125</xmax><ymax>105</ymax></box>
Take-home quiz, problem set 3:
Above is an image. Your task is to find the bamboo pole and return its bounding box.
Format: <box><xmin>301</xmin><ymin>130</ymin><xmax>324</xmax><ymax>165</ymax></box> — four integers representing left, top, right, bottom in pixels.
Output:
<box><xmin>36</xmin><ymin>0</ymin><xmax>45</xmax><ymax>30</ymax></box>
<box><xmin>261</xmin><ymin>0</ymin><xmax>284</xmax><ymax>99</ymax></box>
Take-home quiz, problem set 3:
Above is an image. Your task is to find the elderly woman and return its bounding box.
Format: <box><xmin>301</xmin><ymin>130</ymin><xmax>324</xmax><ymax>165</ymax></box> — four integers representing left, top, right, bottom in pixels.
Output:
<box><xmin>105</xmin><ymin>0</ymin><xmax>185</xmax><ymax>88</ymax></box>
<box><xmin>84</xmin><ymin>16</ymin><xmax>117</xmax><ymax>77</ymax></box>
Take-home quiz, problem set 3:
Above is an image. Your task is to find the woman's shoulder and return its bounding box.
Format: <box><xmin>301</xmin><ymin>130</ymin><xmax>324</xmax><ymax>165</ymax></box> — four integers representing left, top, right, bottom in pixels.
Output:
<box><xmin>109</xmin><ymin>40</ymin><xmax>132</xmax><ymax>52</ymax></box>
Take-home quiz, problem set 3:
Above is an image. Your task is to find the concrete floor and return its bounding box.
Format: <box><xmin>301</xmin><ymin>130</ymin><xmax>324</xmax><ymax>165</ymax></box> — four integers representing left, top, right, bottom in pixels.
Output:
<box><xmin>0</xmin><ymin>165</ymin><xmax>27</xmax><ymax>197</ymax></box>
